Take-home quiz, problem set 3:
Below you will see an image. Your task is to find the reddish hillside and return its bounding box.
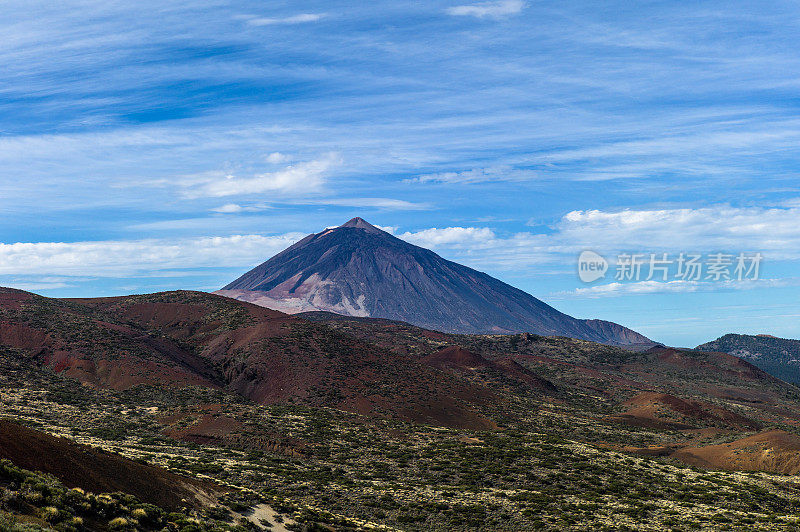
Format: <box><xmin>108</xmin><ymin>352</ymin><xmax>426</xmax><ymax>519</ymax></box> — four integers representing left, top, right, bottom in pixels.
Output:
<box><xmin>0</xmin><ymin>288</ymin><xmax>497</xmax><ymax>430</ymax></box>
<box><xmin>0</xmin><ymin>289</ymin><xmax>218</xmax><ymax>390</ymax></box>
<box><xmin>423</xmin><ymin>345</ymin><xmax>556</xmax><ymax>392</ymax></box>
<box><xmin>607</xmin><ymin>391</ymin><xmax>761</xmax><ymax>431</ymax></box>
<box><xmin>672</xmin><ymin>430</ymin><xmax>800</xmax><ymax>474</ymax></box>
<box><xmin>423</xmin><ymin>346</ymin><xmax>492</xmax><ymax>370</ymax></box>
<box><xmin>9</xmin><ymin>286</ymin><xmax>800</xmax><ymax>476</ymax></box>
<box><xmin>0</xmin><ymin>420</ymin><xmax>220</xmax><ymax>510</ymax></box>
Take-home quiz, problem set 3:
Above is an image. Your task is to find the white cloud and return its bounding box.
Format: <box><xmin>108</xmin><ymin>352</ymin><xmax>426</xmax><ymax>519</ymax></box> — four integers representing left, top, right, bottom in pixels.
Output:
<box><xmin>265</xmin><ymin>152</ymin><xmax>291</xmax><ymax>164</ymax></box>
<box><xmin>0</xmin><ymin>234</ymin><xmax>304</xmax><ymax>277</ymax></box>
<box><xmin>245</xmin><ymin>13</ymin><xmax>325</xmax><ymax>26</ymax></box>
<box><xmin>552</xmin><ymin>278</ymin><xmax>798</xmax><ymax>299</ymax></box>
<box><xmin>1</xmin><ymin>276</ymin><xmax>76</xmax><ymax>291</ymax></box>
<box><xmin>556</xmin><ymin>204</ymin><xmax>800</xmax><ymax>258</ymax></box>
<box><xmin>398</xmin><ymin>227</ymin><xmax>497</xmax><ymax>247</ymax></box>
<box><xmin>4</xmin><ymin>202</ymin><xmax>800</xmax><ymax>294</ymax></box>
<box><xmin>304</xmin><ymin>197</ymin><xmax>429</xmax><ymax>210</ymax></box>
<box><xmin>541</xmin><ymin>126</ymin><xmax>800</xmax><ymax>164</ymax></box>
<box><xmin>212</xmin><ymin>203</ymin><xmax>244</xmax><ymax>213</ymax></box>
<box><xmin>406</xmin><ymin>165</ymin><xmax>536</xmax><ymax>184</ymax></box>
<box><xmin>396</xmin><ymin>227</ymin><xmax>553</xmax><ymax>270</ymax></box>
<box><xmin>561</xmin><ymin>280</ymin><xmax>703</xmax><ymax>298</ymax></box>
<box><xmin>390</xmin><ymin>201</ymin><xmax>800</xmax><ymax>273</ymax></box>
<box><xmin>446</xmin><ymin>0</ymin><xmax>525</xmax><ymax>18</ymax></box>
<box><xmin>182</xmin><ymin>153</ymin><xmax>341</xmax><ymax>198</ymax></box>
<box><xmin>211</xmin><ymin>203</ymin><xmax>270</xmax><ymax>213</ymax></box>
<box><xmin>210</xmin><ymin>197</ymin><xmax>423</xmax><ymax>213</ymax></box>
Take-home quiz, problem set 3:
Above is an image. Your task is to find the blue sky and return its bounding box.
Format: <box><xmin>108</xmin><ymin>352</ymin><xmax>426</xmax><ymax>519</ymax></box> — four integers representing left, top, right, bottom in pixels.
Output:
<box><xmin>3</xmin><ymin>0</ymin><xmax>800</xmax><ymax>346</ymax></box>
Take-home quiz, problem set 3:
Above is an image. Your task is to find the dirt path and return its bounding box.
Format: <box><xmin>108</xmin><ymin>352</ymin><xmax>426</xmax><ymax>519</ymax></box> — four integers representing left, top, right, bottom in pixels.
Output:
<box><xmin>236</xmin><ymin>503</ymin><xmax>296</xmax><ymax>531</ymax></box>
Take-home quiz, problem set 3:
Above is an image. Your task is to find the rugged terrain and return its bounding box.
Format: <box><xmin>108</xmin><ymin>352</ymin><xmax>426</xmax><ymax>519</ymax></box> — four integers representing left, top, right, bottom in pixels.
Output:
<box><xmin>217</xmin><ymin>218</ymin><xmax>654</xmax><ymax>347</ymax></box>
<box><xmin>0</xmin><ymin>287</ymin><xmax>493</xmax><ymax>430</ymax></box>
<box><xmin>4</xmin><ymin>288</ymin><xmax>800</xmax><ymax>529</ymax></box>
<box><xmin>697</xmin><ymin>333</ymin><xmax>800</xmax><ymax>386</ymax></box>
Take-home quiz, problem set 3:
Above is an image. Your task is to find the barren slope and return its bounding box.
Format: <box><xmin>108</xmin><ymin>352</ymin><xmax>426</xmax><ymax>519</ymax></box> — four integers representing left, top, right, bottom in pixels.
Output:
<box><xmin>218</xmin><ymin>218</ymin><xmax>654</xmax><ymax>346</ymax></box>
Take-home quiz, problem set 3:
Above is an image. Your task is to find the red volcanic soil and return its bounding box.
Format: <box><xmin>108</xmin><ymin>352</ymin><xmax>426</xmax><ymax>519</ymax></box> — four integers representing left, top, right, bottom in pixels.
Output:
<box><xmin>163</xmin><ymin>413</ymin><xmax>243</xmax><ymax>442</ymax></box>
<box><xmin>606</xmin><ymin>391</ymin><xmax>760</xmax><ymax>431</ymax></box>
<box><xmin>68</xmin><ymin>291</ymin><xmax>499</xmax><ymax>430</ymax></box>
<box><xmin>422</xmin><ymin>346</ymin><xmax>556</xmax><ymax>393</ymax></box>
<box><xmin>492</xmin><ymin>358</ymin><xmax>557</xmax><ymax>392</ymax></box>
<box><xmin>72</xmin><ymin>297</ymin><xmax>288</xmax><ymax>338</ymax></box>
<box><xmin>46</xmin><ymin>352</ymin><xmax>213</xmax><ymax>391</ymax></box>
<box><xmin>0</xmin><ymin>420</ymin><xmax>221</xmax><ymax>509</ymax></box>
<box><xmin>0</xmin><ymin>288</ymin><xmax>33</xmax><ymax>310</ymax></box>
<box><xmin>158</xmin><ymin>407</ymin><xmax>307</xmax><ymax>457</ymax></box>
<box><xmin>654</xmin><ymin>347</ymin><xmax>774</xmax><ymax>382</ymax></box>
<box><xmin>0</xmin><ymin>322</ymin><xmax>50</xmax><ymax>350</ymax></box>
<box><xmin>0</xmin><ymin>292</ymin><xmax>223</xmax><ymax>391</ymax></box>
<box><xmin>421</xmin><ymin>329</ymin><xmax>449</xmax><ymax>341</ymax></box>
<box><xmin>673</xmin><ymin>430</ymin><xmax>800</xmax><ymax>474</ymax></box>
<box><xmin>423</xmin><ymin>346</ymin><xmax>492</xmax><ymax>370</ymax></box>
<box><xmin>159</xmin><ymin>405</ymin><xmax>246</xmax><ymax>446</ymax></box>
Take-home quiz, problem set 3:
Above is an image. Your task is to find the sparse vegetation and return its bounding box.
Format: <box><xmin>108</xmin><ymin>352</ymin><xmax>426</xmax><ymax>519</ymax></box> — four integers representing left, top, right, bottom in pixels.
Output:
<box><xmin>4</xmin><ymin>289</ymin><xmax>800</xmax><ymax>529</ymax></box>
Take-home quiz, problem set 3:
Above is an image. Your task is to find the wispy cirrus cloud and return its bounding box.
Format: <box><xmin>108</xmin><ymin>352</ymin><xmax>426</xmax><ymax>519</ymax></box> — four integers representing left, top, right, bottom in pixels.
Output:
<box><xmin>239</xmin><ymin>13</ymin><xmax>325</xmax><ymax>26</ymax></box>
<box><xmin>0</xmin><ymin>234</ymin><xmax>304</xmax><ymax>277</ymax></box>
<box><xmin>0</xmin><ymin>277</ymin><xmax>77</xmax><ymax>291</ymax></box>
<box><xmin>211</xmin><ymin>203</ymin><xmax>269</xmax><ymax>214</ymax></box>
<box><xmin>181</xmin><ymin>153</ymin><xmax>341</xmax><ymax>199</ymax></box>
<box><xmin>302</xmin><ymin>197</ymin><xmax>430</xmax><ymax>210</ymax></box>
<box><xmin>446</xmin><ymin>0</ymin><xmax>525</xmax><ymax>18</ymax></box>
<box><xmin>406</xmin><ymin>165</ymin><xmax>536</xmax><ymax>184</ymax></box>
<box><xmin>551</xmin><ymin>278</ymin><xmax>799</xmax><ymax>299</ymax></box>
<box><xmin>210</xmin><ymin>197</ymin><xmax>429</xmax><ymax>214</ymax></box>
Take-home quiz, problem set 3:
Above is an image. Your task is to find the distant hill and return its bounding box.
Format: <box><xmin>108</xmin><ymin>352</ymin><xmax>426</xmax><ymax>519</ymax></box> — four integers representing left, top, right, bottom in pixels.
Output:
<box><xmin>696</xmin><ymin>333</ymin><xmax>800</xmax><ymax>385</ymax></box>
<box><xmin>217</xmin><ymin>217</ymin><xmax>655</xmax><ymax>347</ymax></box>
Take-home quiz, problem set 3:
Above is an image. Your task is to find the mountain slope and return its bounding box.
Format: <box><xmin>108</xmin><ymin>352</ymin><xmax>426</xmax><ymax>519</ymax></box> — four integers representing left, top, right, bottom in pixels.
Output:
<box><xmin>0</xmin><ymin>287</ymin><xmax>220</xmax><ymax>390</ymax></box>
<box><xmin>217</xmin><ymin>218</ymin><xmax>654</xmax><ymax>346</ymax></box>
<box><xmin>697</xmin><ymin>333</ymin><xmax>800</xmax><ymax>385</ymax></box>
<box><xmin>0</xmin><ymin>287</ymin><xmax>496</xmax><ymax>430</ymax></box>
<box><xmin>0</xmin><ymin>420</ymin><xmax>221</xmax><ymax>510</ymax></box>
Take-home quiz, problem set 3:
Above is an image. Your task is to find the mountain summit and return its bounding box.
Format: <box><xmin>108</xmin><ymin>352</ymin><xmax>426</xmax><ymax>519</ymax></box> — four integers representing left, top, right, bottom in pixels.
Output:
<box><xmin>339</xmin><ymin>216</ymin><xmax>383</xmax><ymax>232</ymax></box>
<box><xmin>216</xmin><ymin>218</ymin><xmax>653</xmax><ymax>346</ymax></box>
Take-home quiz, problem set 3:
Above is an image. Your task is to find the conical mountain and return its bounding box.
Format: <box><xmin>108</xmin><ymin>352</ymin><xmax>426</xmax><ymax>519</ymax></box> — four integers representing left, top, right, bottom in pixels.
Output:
<box><xmin>216</xmin><ymin>218</ymin><xmax>653</xmax><ymax>346</ymax></box>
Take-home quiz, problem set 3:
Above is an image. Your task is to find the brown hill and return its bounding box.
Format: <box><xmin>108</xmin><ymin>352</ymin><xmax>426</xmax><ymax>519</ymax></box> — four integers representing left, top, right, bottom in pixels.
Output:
<box><xmin>422</xmin><ymin>346</ymin><xmax>492</xmax><ymax>370</ymax></box>
<box><xmin>492</xmin><ymin>357</ymin><xmax>558</xmax><ymax>391</ymax></box>
<box><xmin>9</xmin><ymin>286</ymin><xmax>800</xmax><ymax>476</ymax></box>
<box><xmin>0</xmin><ymin>288</ymin><xmax>219</xmax><ymax>391</ymax></box>
<box><xmin>422</xmin><ymin>346</ymin><xmax>556</xmax><ymax>392</ymax></box>
<box><xmin>0</xmin><ymin>419</ymin><xmax>220</xmax><ymax>510</ymax></box>
<box><xmin>0</xmin><ymin>288</ymin><xmax>495</xmax><ymax>430</ymax></box>
<box><xmin>607</xmin><ymin>391</ymin><xmax>761</xmax><ymax>431</ymax></box>
<box><xmin>78</xmin><ymin>291</ymin><xmax>498</xmax><ymax>429</ymax></box>
<box><xmin>293</xmin><ymin>314</ymin><xmax>800</xmax><ymax>448</ymax></box>
<box><xmin>672</xmin><ymin>430</ymin><xmax>800</xmax><ymax>474</ymax></box>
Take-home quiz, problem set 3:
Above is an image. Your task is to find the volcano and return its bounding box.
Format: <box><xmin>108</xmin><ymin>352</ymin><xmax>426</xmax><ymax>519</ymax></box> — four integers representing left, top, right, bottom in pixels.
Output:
<box><xmin>216</xmin><ymin>218</ymin><xmax>654</xmax><ymax>346</ymax></box>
